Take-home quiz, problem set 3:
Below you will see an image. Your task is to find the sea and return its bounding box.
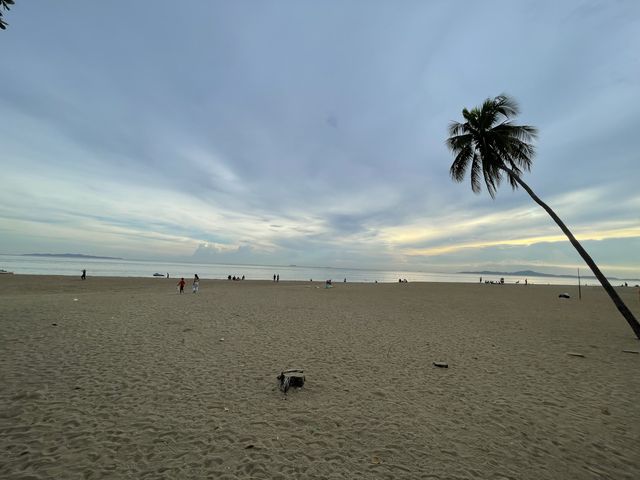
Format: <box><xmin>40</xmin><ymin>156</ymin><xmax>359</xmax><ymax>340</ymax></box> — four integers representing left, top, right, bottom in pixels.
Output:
<box><xmin>0</xmin><ymin>254</ymin><xmax>610</xmax><ymax>286</ymax></box>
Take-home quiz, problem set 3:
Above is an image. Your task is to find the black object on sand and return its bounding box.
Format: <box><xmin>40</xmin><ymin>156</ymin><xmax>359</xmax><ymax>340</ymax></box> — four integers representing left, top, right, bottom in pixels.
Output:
<box><xmin>433</xmin><ymin>362</ymin><xmax>449</xmax><ymax>368</ymax></box>
<box><xmin>277</xmin><ymin>369</ymin><xmax>305</xmax><ymax>393</ymax></box>
<box><xmin>558</xmin><ymin>293</ymin><xmax>571</xmax><ymax>299</ymax></box>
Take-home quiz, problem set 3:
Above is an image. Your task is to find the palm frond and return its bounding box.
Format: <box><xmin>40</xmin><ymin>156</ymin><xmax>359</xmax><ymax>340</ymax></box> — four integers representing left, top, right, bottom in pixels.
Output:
<box><xmin>446</xmin><ymin>133</ymin><xmax>473</xmax><ymax>154</ymax></box>
<box><xmin>493</xmin><ymin>122</ymin><xmax>538</xmax><ymax>143</ymax></box>
<box><xmin>450</xmin><ymin>144</ymin><xmax>474</xmax><ymax>183</ymax></box>
<box><xmin>447</xmin><ymin>121</ymin><xmax>469</xmax><ymax>138</ymax></box>
<box><xmin>492</xmin><ymin>94</ymin><xmax>520</xmax><ymax>119</ymax></box>
<box><xmin>482</xmin><ymin>162</ymin><xmax>498</xmax><ymax>199</ymax></box>
<box><xmin>470</xmin><ymin>152</ymin><xmax>482</xmax><ymax>194</ymax></box>
<box><xmin>0</xmin><ymin>0</ymin><xmax>14</xmax><ymax>30</ymax></box>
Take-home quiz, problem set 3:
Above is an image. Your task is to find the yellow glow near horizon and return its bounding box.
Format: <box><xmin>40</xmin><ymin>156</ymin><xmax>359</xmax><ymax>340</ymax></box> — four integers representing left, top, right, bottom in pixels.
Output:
<box><xmin>380</xmin><ymin>207</ymin><xmax>545</xmax><ymax>245</ymax></box>
<box><xmin>402</xmin><ymin>226</ymin><xmax>640</xmax><ymax>257</ymax></box>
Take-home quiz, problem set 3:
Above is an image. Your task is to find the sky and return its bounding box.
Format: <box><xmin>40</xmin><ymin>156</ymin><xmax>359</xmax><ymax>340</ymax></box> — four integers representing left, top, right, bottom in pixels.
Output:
<box><xmin>0</xmin><ymin>1</ymin><xmax>639</xmax><ymax>277</ymax></box>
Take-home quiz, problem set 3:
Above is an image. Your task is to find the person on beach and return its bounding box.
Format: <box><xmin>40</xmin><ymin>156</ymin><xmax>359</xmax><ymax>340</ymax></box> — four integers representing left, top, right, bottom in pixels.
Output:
<box><xmin>177</xmin><ymin>277</ymin><xmax>186</xmax><ymax>294</ymax></box>
<box><xmin>81</xmin><ymin>269</ymin><xmax>86</xmax><ymax>280</ymax></box>
<box><xmin>192</xmin><ymin>274</ymin><xmax>199</xmax><ymax>293</ymax></box>
<box><xmin>277</xmin><ymin>274</ymin><xmax>279</xmax><ymax>282</ymax></box>
<box><xmin>273</xmin><ymin>274</ymin><xmax>276</xmax><ymax>282</ymax></box>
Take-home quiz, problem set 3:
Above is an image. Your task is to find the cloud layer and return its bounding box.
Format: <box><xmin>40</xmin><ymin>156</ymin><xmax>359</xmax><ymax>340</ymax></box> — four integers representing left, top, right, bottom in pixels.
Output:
<box><xmin>1</xmin><ymin>1</ymin><xmax>638</xmax><ymax>277</ymax></box>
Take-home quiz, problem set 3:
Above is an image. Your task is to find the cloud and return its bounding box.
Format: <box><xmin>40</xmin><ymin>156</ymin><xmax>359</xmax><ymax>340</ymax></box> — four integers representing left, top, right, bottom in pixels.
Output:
<box><xmin>0</xmin><ymin>1</ymin><xmax>638</xmax><ymax>277</ymax></box>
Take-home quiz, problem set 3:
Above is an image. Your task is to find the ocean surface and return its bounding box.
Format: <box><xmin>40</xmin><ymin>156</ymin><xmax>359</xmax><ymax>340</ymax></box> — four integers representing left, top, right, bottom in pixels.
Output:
<box><xmin>0</xmin><ymin>254</ymin><xmax>604</xmax><ymax>286</ymax></box>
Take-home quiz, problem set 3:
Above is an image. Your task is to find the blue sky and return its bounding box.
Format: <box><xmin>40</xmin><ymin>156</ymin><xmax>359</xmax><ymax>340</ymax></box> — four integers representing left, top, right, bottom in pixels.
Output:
<box><xmin>1</xmin><ymin>1</ymin><xmax>638</xmax><ymax>277</ymax></box>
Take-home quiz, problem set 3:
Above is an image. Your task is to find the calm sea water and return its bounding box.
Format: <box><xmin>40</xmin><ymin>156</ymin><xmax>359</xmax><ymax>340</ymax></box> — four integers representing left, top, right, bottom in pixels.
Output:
<box><xmin>0</xmin><ymin>254</ymin><xmax>595</xmax><ymax>286</ymax></box>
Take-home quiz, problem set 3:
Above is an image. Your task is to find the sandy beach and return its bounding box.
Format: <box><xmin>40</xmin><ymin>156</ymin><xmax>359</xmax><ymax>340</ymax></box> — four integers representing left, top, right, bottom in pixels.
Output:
<box><xmin>1</xmin><ymin>275</ymin><xmax>639</xmax><ymax>479</ymax></box>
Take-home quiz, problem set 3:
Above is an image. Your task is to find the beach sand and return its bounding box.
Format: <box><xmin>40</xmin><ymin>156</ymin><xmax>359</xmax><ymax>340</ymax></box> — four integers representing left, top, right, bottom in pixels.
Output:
<box><xmin>1</xmin><ymin>275</ymin><xmax>639</xmax><ymax>479</ymax></box>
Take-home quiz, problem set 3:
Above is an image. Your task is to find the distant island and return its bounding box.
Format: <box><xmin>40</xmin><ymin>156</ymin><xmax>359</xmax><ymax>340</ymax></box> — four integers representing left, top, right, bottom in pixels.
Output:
<box><xmin>459</xmin><ymin>270</ymin><xmax>637</xmax><ymax>282</ymax></box>
<box><xmin>23</xmin><ymin>253</ymin><xmax>124</xmax><ymax>260</ymax></box>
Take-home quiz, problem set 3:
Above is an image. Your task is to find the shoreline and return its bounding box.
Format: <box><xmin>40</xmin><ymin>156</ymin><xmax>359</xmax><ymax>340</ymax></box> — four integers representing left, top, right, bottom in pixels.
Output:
<box><xmin>3</xmin><ymin>254</ymin><xmax>638</xmax><ymax>286</ymax></box>
<box><xmin>1</xmin><ymin>272</ymin><xmax>627</xmax><ymax>288</ymax></box>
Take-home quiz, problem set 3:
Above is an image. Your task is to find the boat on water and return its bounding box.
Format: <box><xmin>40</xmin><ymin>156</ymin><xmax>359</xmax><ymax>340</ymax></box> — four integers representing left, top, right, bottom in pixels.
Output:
<box><xmin>0</xmin><ymin>269</ymin><xmax>14</xmax><ymax>274</ymax></box>
<box><xmin>152</xmin><ymin>273</ymin><xmax>165</xmax><ymax>277</ymax></box>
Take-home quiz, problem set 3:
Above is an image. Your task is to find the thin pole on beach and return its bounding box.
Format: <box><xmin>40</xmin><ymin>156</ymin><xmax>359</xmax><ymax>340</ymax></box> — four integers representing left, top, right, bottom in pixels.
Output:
<box><xmin>578</xmin><ymin>268</ymin><xmax>582</xmax><ymax>300</ymax></box>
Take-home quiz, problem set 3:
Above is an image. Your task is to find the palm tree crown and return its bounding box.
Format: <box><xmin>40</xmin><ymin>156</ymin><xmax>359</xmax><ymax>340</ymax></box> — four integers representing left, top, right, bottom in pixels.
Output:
<box><xmin>447</xmin><ymin>94</ymin><xmax>537</xmax><ymax>198</ymax></box>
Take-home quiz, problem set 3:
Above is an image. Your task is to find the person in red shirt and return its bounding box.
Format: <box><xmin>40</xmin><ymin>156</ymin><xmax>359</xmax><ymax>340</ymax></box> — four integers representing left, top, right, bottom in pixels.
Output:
<box><xmin>177</xmin><ymin>277</ymin><xmax>186</xmax><ymax>294</ymax></box>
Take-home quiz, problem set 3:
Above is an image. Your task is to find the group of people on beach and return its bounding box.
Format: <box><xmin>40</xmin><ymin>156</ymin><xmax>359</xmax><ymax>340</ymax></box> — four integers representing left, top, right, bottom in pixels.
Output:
<box><xmin>480</xmin><ymin>276</ymin><xmax>528</xmax><ymax>285</ymax></box>
<box><xmin>177</xmin><ymin>274</ymin><xmax>199</xmax><ymax>294</ymax></box>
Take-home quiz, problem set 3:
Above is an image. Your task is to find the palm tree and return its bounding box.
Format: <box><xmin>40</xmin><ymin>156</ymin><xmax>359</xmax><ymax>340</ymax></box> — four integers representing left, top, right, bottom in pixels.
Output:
<box><xmin>446</xmin><ymin>94</ymin><xmax>640</xmax><ymax>339</ymax></box>
<box><xmin>0</xmin><ymin>0</ymin><xmax>15</xmax><ymax>30</ymax></box>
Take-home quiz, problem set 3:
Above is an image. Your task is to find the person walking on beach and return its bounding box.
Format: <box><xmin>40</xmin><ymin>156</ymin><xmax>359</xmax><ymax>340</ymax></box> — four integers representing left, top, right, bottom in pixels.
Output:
<box><xmin>192</xmin><ymin>274</ymin><xmax>199</xmax><ymax>293</ymax></box>
<box><xmin>81</xmin><ymin>269</ymin><xmax>86</xmax><ymax>280</ymax></box>
<box><xmin>177</xmin><ymin>277</ymin><xmax>186</xmax><ymax>294</ymax></box>
<box><xmin>273</xmin><ymin>274</ymin><xmax>276</xmax><ymax>282</ymax></box>
<box><xmin>277</xmin><ymin>274</ymin><xmax>279</xmax><ymax>282</ymax></box>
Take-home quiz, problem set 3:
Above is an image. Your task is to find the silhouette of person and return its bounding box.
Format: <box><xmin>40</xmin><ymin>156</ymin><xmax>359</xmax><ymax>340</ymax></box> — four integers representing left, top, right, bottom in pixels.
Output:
<box><xmin>273</xmin><ymin>274</ymin><xmax>276</xmax><ymax>282</ymax></box>
<box><xmin>276</xmin><ymin>274</ymin><xmax>279</xmax><ymax>282</ymax></box>
<box><xmin>81</xmin><ymin>269</ymin><xmax>86</xmax><ymax>280</ymax></box>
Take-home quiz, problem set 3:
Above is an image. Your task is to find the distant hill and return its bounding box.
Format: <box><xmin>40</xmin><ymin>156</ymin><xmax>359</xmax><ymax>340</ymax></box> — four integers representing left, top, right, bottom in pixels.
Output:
<box><xmin>459</xmin><ymin>270</ymin><xmax>638</xmax><ymax>282</ymax></box>
<box><xmin>23</xmin><ymin>253</ymin><xmax>124</xmax><ymax>260</ymax></box>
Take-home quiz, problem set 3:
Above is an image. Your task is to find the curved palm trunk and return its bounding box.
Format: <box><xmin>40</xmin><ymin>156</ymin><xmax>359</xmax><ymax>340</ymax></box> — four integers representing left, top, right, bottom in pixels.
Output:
<box><xmin>500</xmin><ymin>166</ymin><xmax>640</xmax><ymax>339</ymax></box>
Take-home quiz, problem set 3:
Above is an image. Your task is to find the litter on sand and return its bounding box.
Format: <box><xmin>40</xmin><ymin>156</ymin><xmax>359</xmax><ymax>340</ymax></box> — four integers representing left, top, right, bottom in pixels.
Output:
<box><xmin>277</xmin><ymin>369</ymin><xmax>305</xmax><ymax>393</ymax></box>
